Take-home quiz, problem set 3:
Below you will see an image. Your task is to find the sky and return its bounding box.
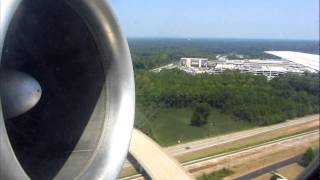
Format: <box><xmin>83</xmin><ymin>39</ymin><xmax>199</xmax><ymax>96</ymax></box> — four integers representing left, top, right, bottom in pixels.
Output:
<box><xmin>110</xmin><ymin>0</ymin><xmax>319</xmax><ymax>40</ymax></box>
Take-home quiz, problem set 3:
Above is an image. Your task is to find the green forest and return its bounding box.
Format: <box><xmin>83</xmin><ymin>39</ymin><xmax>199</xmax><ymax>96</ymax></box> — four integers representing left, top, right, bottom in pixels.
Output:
<box><xmin>135</xmin><ymin>70</ymin><xmax>319</xmax><ymax>127</ymax></box>
<box><xmin>131</xmin><ymin>39</ymin><xmax>319</xmax><ymax>145</ymax></box>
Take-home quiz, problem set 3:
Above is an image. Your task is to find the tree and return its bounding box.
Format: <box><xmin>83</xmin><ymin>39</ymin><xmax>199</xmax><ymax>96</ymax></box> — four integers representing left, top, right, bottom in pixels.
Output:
<box><xmin>190</xmin><ymin>103</ymin><xmax>211</xmax><ymax>127</ymax></box>
<box><xmin>302</xmin><ymin>147</ymin><xmax>315</xmax><ymax>167</ymax></box>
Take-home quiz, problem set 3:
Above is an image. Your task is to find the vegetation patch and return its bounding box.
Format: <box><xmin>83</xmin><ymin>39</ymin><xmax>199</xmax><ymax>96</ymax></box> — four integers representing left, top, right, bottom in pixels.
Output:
<box><xmin>302</xmin><ymin>147</ymin><xmax>315</xmax><ymax>167</ymax></box>
<box><xmin>197</xmin><ymin>168</ymin><xmax>234</xmax><ymax>180</ymax></box>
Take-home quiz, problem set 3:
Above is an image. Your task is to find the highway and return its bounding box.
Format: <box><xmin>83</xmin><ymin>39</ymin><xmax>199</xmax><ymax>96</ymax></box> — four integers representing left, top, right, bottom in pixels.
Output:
<box><xmin>121</xmin><ymin>129</ymin><xmax>319</xmax><ymax>180</ymax></box>
<box><xmin>183</xmin><ymin>130</ymin><xmax>319</xmax><ymax>168</ymax></box>
<box><xmin>165</xmin><ymin>114</ymin><xmax>318</xmax><ymax>155</ymax></box>
<box><xmin>122</xmin><ymin>114</ymin><xmax>318</xmax><ymax>169</ymax></box>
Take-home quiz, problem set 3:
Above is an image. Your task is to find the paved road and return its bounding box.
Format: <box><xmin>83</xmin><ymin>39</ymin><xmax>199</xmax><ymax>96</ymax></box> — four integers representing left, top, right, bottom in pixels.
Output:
<box><xmin>122</xmin><ymin>115</ymin><xmax>318</xmax><ymax>169</ymax></box>
<box><xmin>235</xmin><ymin>156</ymin><xmax>302</xmax><ymax>180</ymax></box>
<box><xmin>166</xmin><ymin>114</ymin><xmax>318</xmax><ymax>155</ymax></box>
<box><xmin>121</xmin><ymin>129</ymin><xmax>319</xmax><ymax>180</ymax></box>
<box><xmin>129</xmin><ymin>129</ymin><xmax>194</xmax><ymax>180</ymax></box>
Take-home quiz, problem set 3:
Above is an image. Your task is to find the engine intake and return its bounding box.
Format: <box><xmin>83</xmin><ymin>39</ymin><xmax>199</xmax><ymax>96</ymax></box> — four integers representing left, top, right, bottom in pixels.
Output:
<box><xmin>0</xmin><ymin>0</ymin><xmax>135</xmax><ymax>179</ymax></box>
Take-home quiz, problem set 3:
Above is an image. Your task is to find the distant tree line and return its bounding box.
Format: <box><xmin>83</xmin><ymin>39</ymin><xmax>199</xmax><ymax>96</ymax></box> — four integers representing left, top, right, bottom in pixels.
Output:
<box><xmin>135</xmin><ymin>70</ymin><xmax>319</xmax><ymax>126</ymax></box>
<box><xmin>129</xmin><ymin>39</ymin><xmax>319</xmax><ymax>69</ymax></box>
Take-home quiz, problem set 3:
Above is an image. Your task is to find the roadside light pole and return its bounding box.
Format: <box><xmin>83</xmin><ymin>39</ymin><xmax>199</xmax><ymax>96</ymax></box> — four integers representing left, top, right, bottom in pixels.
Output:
<box><xmin>208</xmin><ymin>121</ymin><xmax>214</xmax><ymax>136</ymax></box>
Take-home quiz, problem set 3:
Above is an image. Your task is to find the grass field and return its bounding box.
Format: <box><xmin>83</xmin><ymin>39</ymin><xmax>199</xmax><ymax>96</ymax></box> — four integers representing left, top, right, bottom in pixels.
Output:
<box><xmin>135</xmin><ymin>107</ymin><xmax>254</xmax><ymax>146</ymax></box>
<box><xmin>118</xmin><ymin>166</ymin><xmax>138</xmax><ymax>179</ymax></box>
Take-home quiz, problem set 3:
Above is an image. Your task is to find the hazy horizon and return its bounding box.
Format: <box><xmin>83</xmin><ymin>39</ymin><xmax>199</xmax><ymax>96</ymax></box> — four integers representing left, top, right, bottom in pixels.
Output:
<box><xmin>126</xmin><ymin>37</ymin><xmax>320</xmax><ymax>41</ymax></box>
<box><xmin>111</xmin><ymin>0</ymin><xmax>319</xmax><ymax>40</ymax></box>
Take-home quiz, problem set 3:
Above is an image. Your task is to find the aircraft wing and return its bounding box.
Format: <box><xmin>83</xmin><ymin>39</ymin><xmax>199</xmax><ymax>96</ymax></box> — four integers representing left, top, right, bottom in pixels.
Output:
<box><xmin>265</xmin><ymin>51</ymin><xmax>319</xmax><ymax>71</ymax></box>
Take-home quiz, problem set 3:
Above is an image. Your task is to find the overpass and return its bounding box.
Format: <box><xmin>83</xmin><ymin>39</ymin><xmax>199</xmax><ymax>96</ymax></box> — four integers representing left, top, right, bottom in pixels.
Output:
<box><xmin>129</xmin><ymin>129</ymin><xmax>194</xmax><ymax>180</ymax></box>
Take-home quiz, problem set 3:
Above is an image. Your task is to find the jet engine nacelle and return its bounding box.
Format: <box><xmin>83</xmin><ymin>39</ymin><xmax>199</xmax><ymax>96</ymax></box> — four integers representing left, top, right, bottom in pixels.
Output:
<box><xmin>0</xmin><ymin>0</ymin><xmax>135</xmax><ymax>179</ymax></box>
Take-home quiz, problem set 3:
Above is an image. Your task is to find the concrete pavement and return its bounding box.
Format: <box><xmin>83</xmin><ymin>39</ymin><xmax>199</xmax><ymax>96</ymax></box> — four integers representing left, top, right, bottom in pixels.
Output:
<box><xmin>129</xmin><ymin>129</ymin><xmax>194</xmax><ymax>180</ymax></box>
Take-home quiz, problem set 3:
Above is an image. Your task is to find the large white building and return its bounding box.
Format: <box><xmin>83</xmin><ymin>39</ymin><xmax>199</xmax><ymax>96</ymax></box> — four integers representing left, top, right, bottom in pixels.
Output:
<box><xmin>180</xmin><ymin>58</ymin><xmax>208</xmax><ymax>68</ymax></box>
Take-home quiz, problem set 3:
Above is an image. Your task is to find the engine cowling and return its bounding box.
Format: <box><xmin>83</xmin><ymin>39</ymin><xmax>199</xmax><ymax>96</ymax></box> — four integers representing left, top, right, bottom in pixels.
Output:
<box><xmin>0</xmin><ymin>0</ymin><xmax>135</xmax><ymax>179</ymax></box>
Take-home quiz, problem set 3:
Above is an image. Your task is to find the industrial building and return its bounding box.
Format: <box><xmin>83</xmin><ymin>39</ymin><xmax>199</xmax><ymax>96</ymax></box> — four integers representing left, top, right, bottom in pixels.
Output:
<box><xmin>153</xmin><ymin>52</ymin><xmax>318</xmax><ymax>80</ymax></box>
<box><xmin>177</xmin><ymin>58</ymin><xmax>314</xmax><ymax>79</ymax></box>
